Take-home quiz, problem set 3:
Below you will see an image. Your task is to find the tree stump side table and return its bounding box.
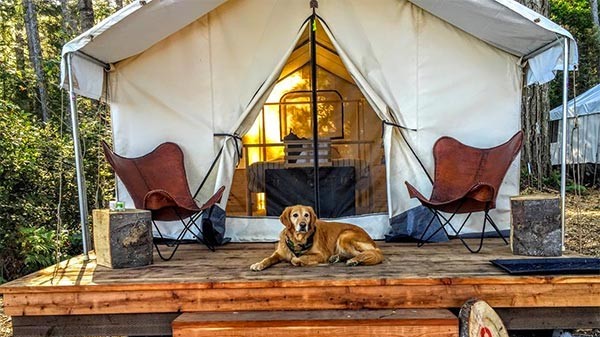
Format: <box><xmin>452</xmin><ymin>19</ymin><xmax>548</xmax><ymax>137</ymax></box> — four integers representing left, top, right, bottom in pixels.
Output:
<box><xmin>510</xmin><ymin>194</ymin><xmax>561</xmax><ymax>256</ymax></box>
<box><xmin>92</xmin><ymin>209</ymin><xmax>153</xmax><ymax>268</ymax></box>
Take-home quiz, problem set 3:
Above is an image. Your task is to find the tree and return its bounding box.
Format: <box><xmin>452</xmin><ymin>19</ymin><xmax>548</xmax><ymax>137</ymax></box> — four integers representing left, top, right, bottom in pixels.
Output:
<box><xmin>22</xmin><ymin>0</ymin><xmax>49</xmax><ymax>122</ymax></box>
<box><xmin>591</xmin><ymin>0</ymin><xmax>600</xmax><ymax>80</ymax></box>
<box><xmin>60</xmin><ymin>0</ymin><xmax>76</xmax><ymax>40</ymax></box>
<box><xmin>78</xmin><ymin>0</ymin><xmax>94</xmax><ymax>32</ymax></box>
<box><xmin>592</xmin><ymin>0</ymin><xmax>599</xmax><ymax>25</ymax></box>
<box><xmin>550</xmin><ymin>0</ymin><xmax>600</xmax><ymax>107</ymax></box>
<box><xmin>516</xmin><ymin>0</ymin><xmax>552</xmax><ymax>189</ymax></box>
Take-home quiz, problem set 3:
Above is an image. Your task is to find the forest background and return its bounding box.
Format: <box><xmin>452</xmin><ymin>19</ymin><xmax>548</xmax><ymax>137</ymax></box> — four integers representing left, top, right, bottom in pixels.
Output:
<box><xmin>0</xmin><ymin>0</ymin><xmax>599</xmax><ymax>284</ymax></box>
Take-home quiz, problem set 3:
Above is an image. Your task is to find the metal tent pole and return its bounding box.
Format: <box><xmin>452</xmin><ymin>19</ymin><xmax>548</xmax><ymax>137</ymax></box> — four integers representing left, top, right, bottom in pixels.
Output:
<box><xmin>66</xmin><ymin>52</ymin><xmax>91</xmax><ymax>259</ymax></box>
<box><xmin>560</xmin><ymin>37</ymin><xmax>570</xmax><ymax>252</ymax></box>
<box><xmin>310</xmin><ymin>0</ymin><xmax>321</xmax><ymax>216</ymax></box>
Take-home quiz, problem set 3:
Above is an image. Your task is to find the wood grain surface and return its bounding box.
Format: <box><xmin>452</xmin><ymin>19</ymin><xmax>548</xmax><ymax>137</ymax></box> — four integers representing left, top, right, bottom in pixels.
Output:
<box><xmin>1</xmin><ymin>239</ymin><xmax>598</xmax><ymax>317</ymax></box>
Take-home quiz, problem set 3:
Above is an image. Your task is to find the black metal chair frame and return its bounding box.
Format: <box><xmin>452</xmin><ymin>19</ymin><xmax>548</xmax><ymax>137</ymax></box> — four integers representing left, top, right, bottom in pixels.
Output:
<box><xmin>416</xmin><ymin>196</ymin><xmax>509</xmax><ymax>253</ymax></box>
<box><xmin>151</xmin><ymin>197</ymin><xmax>222</xmax><ymax>261</ymax></box>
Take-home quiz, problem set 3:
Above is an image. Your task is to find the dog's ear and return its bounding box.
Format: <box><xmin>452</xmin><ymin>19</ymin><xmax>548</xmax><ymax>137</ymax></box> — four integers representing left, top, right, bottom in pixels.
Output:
<box><xmin>279</xmin><ymin>206</ymin><xmax>293</xmax><ymax>229</ymax></box>
<box><xmin>307</xmin><ymin>206</ymin><xmax>318</xmax><ymax>225</ymax></box>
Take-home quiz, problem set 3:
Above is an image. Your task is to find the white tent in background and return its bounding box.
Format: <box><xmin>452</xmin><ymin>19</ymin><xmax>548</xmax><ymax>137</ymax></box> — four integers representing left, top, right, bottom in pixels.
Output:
<box><xmin>550</xmin><ymin>83</ymin><xmax>600</xmax><ymax>166</ymax></box>
<box><xmin>60</xmin><ymin>0</ymin><xmax>577</xmax><ymax>254</ymax></box>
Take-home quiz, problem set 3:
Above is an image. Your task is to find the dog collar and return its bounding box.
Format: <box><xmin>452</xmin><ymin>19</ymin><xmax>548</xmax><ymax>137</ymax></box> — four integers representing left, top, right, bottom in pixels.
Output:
<box><xmin>285</xmin><ymin>232</ymin><xmax>315</xmax><ymax>257</ymax></box>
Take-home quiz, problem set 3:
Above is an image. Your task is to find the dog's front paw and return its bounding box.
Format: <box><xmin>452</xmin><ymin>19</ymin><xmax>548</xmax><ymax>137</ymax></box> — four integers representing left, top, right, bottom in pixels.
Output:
<box><xmin>346</xmin><ymin>258</ymin><xmax>360</xmax><ymax>266</ymax></box>
<box><xmin>250</xmin><ymin>262</ymin><xmax>266</xmax><ymax>271</ymax></box>
<box><xmin>291</xmin><ymin>257</ymin><xmax>304</xmax><ymax>266</ymax></box>
<box><xmin>328</xmin><ymin>255</ymin><xmax>341</xmax><ymax>264</ymax></box>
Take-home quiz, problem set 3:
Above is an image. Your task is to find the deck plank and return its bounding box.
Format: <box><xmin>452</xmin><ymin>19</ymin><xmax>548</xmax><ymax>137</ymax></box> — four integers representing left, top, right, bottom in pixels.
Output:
<box><xmin>1</xmin><ymin>239</ymin><xmax>599</xmax><ymax>317</ymax></box>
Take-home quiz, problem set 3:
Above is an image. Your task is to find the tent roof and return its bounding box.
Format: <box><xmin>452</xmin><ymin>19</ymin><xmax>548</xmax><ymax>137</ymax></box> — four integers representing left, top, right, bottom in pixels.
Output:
<box><xmin>61</xmin><ymin>0</ymin><xmax>578</xmax><ymax>99</ymax></box>
<box><xmin>409</xmin><ymin>0</ymin><xmax>573</xmax><ymax>60</ymax></box>
<box><xmin>550</xmin><ymin>83</ymin><xmax>600</xmax><ymax>121</ymax></box>
<box><xmin>278</xmin><ymin>21</ymin><xmax>353</xmax><ymax>83</ymax></box>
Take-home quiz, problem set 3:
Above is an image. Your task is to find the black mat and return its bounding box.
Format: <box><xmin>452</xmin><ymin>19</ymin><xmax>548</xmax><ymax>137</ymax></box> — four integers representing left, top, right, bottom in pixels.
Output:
<box><xmin>491</xmin><ymin>257</ymin><xmax>600</xmax><ymax>275</ymax></box>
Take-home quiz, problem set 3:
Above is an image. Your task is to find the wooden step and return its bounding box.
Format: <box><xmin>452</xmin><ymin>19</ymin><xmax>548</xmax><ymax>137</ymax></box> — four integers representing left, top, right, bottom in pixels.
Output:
<box><xmin>172</xmin><ymin>309</ymin><xmax>458</xmax><ymax>337</ymax></box>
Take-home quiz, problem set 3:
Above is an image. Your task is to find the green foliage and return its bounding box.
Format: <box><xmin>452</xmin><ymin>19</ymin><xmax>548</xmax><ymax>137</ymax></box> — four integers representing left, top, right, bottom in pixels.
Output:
<box><xmin>18</xmin><ymin>226</ymin><xmax>64</xmax><ymax>270</ymax></box>
<box><xmin>549</xmin><ymin>0</ymin><xmax>600</xmax><ymax>108</ymax></box>
<box><xmin>543</xmin><ymin>169</ymin><xmax>562</xmax><ymax>189</ymax></box>
<box><xmin>566</xmin><ymin>182</ymin><xmax>588</xmax><ymax>194</ymax></box>
<box><xmin>0</xmin><ymin>100</ymin><xmax>113</xmax><ymax>282</ymax></box>
<box><xmin>0</xmin><ymin>0</ymin><xmax>119</xmax><ymax>283</ymax></box>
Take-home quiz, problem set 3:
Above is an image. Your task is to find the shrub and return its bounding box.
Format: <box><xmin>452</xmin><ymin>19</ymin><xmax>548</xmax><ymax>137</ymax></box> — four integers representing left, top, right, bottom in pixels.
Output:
<box><xmin>0</xmin><ymin>100</ymin><xmax>113</xmax><ymax>282</ymax></box>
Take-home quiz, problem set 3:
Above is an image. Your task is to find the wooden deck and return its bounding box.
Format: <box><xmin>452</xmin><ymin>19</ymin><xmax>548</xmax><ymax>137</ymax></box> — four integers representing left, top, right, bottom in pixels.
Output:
<box><xmin>2</xmin><ymin>239</ymin><xmax>599</xmax><ymax>336</ymax></box>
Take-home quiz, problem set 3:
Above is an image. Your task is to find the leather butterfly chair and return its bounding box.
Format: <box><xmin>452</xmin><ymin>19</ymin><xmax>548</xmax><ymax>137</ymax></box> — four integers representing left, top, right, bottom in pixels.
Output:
<box><xmin>101</xmin><ymin>141</ymin><xmax>226</xmax><ymax>261</ymax></box>
<box><xmin>405</xmin><ymin>130</ymin><xmax>523</xmax><ymax>253</ymax></box>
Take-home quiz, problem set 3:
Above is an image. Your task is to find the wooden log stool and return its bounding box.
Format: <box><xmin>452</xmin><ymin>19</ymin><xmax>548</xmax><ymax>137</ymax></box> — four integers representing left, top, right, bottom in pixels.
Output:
<box><xmin>92</xmin><ymin>209</ymin><xmax>153</xmax><ymax>268</ymax></box>
<box><xmin>459</xmin><ymin>299</ymin><xmax>508</xmax><ymax>337</ymax></box>
<box><xmin>510</xmin><ymin>194</ymin><xmax>561</xmax><ymax>256</ymax></box>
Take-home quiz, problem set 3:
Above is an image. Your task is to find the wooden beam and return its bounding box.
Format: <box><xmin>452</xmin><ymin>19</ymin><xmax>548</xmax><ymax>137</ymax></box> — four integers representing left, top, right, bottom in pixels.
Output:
<box><xmin>496</xmin><ymin>307</ymin><xmax>600</xmax><ymax>330</ymax></box>
<box><xmin>4</xmin><ymin>282</ymin><xmax>600</xmax><ymax>316</ymax></box>
<box><xmin>12</xmin><ymin>313</ymin><xmax>179</xmax><ymax>337</ymax></box>
<box><xmin>172</xmin><ymin>309</ymin><xmax>459</xmax><ymax>337</ymax></box>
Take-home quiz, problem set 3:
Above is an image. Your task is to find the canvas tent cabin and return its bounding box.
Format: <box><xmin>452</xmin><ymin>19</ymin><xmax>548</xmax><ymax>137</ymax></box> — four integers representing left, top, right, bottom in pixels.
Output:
<box><xmin>550</xmin><ymin>83</ymin><xmax>600</xmax><ymax>185</ymax></box>
<box><xmin>61</xmin><ymin>0</ymin><xmax>577</xmax><ymax>248</ymax></box>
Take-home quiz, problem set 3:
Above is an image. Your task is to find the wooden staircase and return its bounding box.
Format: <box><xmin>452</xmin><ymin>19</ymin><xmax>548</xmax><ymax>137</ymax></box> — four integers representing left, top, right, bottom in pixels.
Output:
<box><xmin>172</xmin><ymin>309</ymin><xmax>459</xmax><ymax>337</ymax></box>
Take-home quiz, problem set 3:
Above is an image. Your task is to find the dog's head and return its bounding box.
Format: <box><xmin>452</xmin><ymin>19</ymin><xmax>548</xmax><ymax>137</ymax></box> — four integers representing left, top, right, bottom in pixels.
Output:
<box><xmin>280</xmin><ymin>205</ymin><xmax>317</xmax><ymax>237</ymax></box>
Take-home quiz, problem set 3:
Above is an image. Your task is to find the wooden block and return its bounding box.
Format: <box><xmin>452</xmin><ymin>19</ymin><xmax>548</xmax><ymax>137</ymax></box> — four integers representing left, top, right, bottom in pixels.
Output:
<box><xmin>92</xmin><ymin>209</ymin><xmax>153</xmax><ymax>268</ymax></box>
<box><xmin>510</xmin><ymin>194</ymin><xmax>562</xmax><ymax>256</ymax></box>
<box><xmin>172</xmin><ymin>309</ymin><xmax>459</xmax><ymax>337</ymax></box>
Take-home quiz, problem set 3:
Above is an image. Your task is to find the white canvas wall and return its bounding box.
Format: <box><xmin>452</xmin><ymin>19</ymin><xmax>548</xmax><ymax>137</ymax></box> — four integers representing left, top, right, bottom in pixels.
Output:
<box><xmin>551</xmin><ymin>115</ymin><xmax>600</xmax><ymax>165</ymax></box>
<box><xmin>319</xmin><ymin>0</ymin><xmax>522</xmax><ymax>234</ymax></box>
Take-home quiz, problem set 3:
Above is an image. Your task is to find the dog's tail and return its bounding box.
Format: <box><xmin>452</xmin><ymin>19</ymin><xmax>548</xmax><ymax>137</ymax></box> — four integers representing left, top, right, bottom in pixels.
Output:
<box><xmin>352</xmin><ymin>247</ymin><xmax>384</xmax><ymax>266</ymax></box>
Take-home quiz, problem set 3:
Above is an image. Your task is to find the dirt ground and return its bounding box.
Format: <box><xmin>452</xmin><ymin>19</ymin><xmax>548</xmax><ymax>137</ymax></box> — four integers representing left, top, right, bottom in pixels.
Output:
<box><xmin>0</xmin><ymin>190</ymin><xmax>598</xmax><ymax>337</ymax></box>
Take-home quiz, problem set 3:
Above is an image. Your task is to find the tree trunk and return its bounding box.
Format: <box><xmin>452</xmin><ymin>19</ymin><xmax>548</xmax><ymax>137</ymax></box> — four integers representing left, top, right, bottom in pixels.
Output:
<box><xmin>14</xmin><ymin>21</ymin><xmax>31</xmax><ymax>111</ymax></box>
<box><xmin>78</xmin><ymin>0</ymin><xmax>94</xmax><ymax>32</ymax></box>
<box><xmin>591</xmin><ymin>0</ymin><xmax>600</xmax><ymax>83</ymax></box>
<box><xmin>516</xmin><ymin>0</ymin><xmax>551</xmax><ymax>189</ymax></box>
<box><xmin>22</xmin><ymin>0</ymin><xmax>49</xmax><ymax>122</ymax></box>
<box><xmin>592</xmin><ymin>0</ymin><xmax>599</xmax><ymax>26</ymax></box>
<box><xmin>60</xmin><ymin>0</ymin><xmax>77</xmax><ymax>40</ymax></box>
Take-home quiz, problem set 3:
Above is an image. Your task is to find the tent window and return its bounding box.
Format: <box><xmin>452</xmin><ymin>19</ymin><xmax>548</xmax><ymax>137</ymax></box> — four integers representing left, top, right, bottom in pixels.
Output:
<box><xmin>279</xmin><ymin>90</ymin><xmax>345</xmax><ymax>140</ymax></box>
<box><xmin>550</xmin><ymin>120</ymin><xmax>559</xmax><ymax>143</ymax></box>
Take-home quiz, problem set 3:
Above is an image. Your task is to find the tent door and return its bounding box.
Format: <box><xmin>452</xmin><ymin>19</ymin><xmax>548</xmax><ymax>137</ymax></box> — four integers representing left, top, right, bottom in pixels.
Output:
<box><xmin>227</xmin><ymin>19</ymin><xmax>387</xmax><ymax>218</ymax></box>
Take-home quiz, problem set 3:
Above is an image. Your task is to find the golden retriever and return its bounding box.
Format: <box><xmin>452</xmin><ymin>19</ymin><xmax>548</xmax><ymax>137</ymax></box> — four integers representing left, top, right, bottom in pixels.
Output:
<box><xmin>250</xmin><ymin>205</ymin><xmax>383</xmax><ymax>271</ymax></box>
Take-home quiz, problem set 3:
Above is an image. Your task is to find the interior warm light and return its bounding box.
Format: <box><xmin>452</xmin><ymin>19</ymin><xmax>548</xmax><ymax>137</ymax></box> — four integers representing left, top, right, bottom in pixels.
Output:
<box><xmin>244</xmin><ymin>72</ymin><xmax>308</xmax><ymax>212</ymax></box>
<box><xmin>266</xmin><ymin>73</ymin><xmax>307</xmax><ymax>103</ymax></box>
<box><xmin>256</xmin><ymin>193</ymin><xmax>265</xmax><ymax>211</ymax></box>
<box><xmin>244</xmin><ymin>72</ymin><xmax>308</xmax><ymax>168</ymax></box>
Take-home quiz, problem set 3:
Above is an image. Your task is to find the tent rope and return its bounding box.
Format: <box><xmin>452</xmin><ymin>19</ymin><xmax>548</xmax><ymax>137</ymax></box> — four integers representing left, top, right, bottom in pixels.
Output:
<box><xmin>191</xmin><ymin>133</ymin><xmax>241</xmax><ymax>200</ymax></box>
<box><xmin>383</xmin><ymin>121</ymin><xmax>433</xmax><ymax>184</ymax></box>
